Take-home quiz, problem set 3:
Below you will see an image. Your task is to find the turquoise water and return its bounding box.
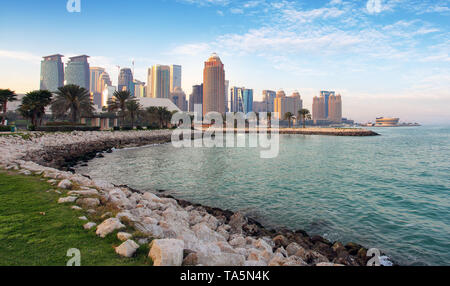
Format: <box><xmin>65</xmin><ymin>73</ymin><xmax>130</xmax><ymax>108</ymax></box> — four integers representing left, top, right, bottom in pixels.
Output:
<box><xmin>76</xmin><ymin>126</ymin><xmax>450</xmax><ymax>266</ymax></box>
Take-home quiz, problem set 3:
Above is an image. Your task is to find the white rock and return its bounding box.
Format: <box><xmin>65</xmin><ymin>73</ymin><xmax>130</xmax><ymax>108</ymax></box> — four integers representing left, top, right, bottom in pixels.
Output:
<box><xmin>229</xmin><ymin>236</ymin><xmax>246</xmax><ymax>248</ymax></box>
<box><xmin>134</xmin><ymin>222</ymin><xmax>163</xmax><ymax>238</ymax></box>
<box><xmin>316</xmin><ymin>262</ymin><xmax>345</xmax><ymax>266</ymax></box>
<box><xmin>79</xmin><ymin>216</ymin><xmax>88</xmax><ymax>221</ymax></box>
<box><xmin>149</xmin><ymin>239</ymin><xmax>184</xmax><ymax>266</ymax></box>
<box><xmin>245</xmin><ymin>260</ymin><xmax>268</xmax><ymax>266</ymax></box>
<box><xmin>83</xmin><ymin>222</ymin><xmax>97</xmax><ymax>230</ymax></box>
<box><xmin>71</xmin><ymin>206</ymin><xmax>82</xmax><ymax>210</ymax></box>
<box><xmin>96</xmin><ymin>218</ymin><xmax>125</xmax><ymax>238</ymax></box>
<box><xmin>197</xmin><ymin>253</ymin><xmax>246</xmax><ymax>266</ymax></box>
<box><xmin>58</xmin><ymin>179</ymin><xmax>73</xmax><ymax>189</ymax></box>
<box><xmin>58</xmin><ymin>196</ymin><xmax>77</xmax><ymax>204</ymax></box>
<box><xmin>115</xmin><ymin>240</ymin><xmax>140</xmax><ymax>258</ymax></box>
<box><xmin>76</xmin><ymin>198</ymin><xmax>100</xmax><ymax>208</ymax></box>
<box><xmin>286</xmin><ymin>242</ymin><xmax>302</xmax><ymax>256</ymax></box>
<box><xmin>68</xmin><ymin>189</ymin><xmax>99</xmax><ymax>196</ymax></box>
<box><xmin>254</xmin><ymin>238</ymin><xmax>273</xmax><ymax>253</ymax></box>
<box><xmin>192</xmin><ymin>222</ymin><xmax>226</xmax><ymax>243</ymax></box>
<box><xmin>117</xmin><ymin>232</ymin><xmax>133</xmax><ymax>241</ymax></box>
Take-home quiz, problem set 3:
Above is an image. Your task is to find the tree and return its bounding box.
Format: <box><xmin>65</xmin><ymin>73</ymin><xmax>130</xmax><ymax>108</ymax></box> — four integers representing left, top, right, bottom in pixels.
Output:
<box><xmin>0</xmin><ymin>89</ymin><xmax>17</xmax><ymax>125</ymax></box>
<box><xmin>51</xmin><ymin>85</ymin><xmax>94</xmax><ymax>123</ymax></box>
<box><xmin>18</xmin><ymin>90</ymin><xmax>53</xmax><ymax>127</ymax></box>
<box><xmin>125</xmin><ymin>99</ymin><xmax>141</xmax><ymax>128</ymax></box>
<box><xmin>107</xmin><ymin>90</ymin><xmax>131</xmax><ymax>127</ymax></box>
<box><xmin>298</xmin><ymin>108</ymin><xmax>311</xmax><ymax>129</ymax></box>
<box><xmin>284</xmin><ymin>112</ymin><xmax>294</xmax><ymax>128</ymax></box>
<box><xmin>267</xmin><ymin>112</ymin><xmax>272</xmax><ymax>128</ymax></box>
<box><xmin>147</xmin><ymin>106</ymin><xmax>172</xmax><ymax>129</ymax></box>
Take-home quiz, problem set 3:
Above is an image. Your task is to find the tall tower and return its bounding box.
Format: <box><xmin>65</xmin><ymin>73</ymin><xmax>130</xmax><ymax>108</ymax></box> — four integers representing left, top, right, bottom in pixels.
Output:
<box><xmin>65</xmin><ymin>55</ymin><xmax>90</xmax><ymax>90</ymax></box>
<box><xmin>40</xmin><ymin>54</ymin><xmax>64</xmax><ymax>92</ymax></box>
<box><xmin>118</xmin><ymin>68</ymin><xmax>134</xmax><ymax>96</ymax></box>
<box><xmin>203</xmin><ymin>53</ymin><xmax>225</xmax><ymax>116</ymax></box>
<box><xmin>89</xmin><ymin>67</ymin><xmax>105</xmax><ymax>94</ymax></box>
<box><xmin>170</xmin><ymin>65</ymin><xmax>182</xmax><ymax>92</ymax></box>
<box><xmin>149</xmin><ymin>65</ymin><xmax>170</xmax><ymax>99</ymax></box>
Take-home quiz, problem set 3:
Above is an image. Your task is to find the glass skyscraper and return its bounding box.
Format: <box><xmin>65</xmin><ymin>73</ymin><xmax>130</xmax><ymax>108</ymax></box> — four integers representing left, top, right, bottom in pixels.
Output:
<box><xmin>243</xmin><ymin>89</ymin><xmax>253</xmax><ymax>114</ymax></box>
<box><xmin>320</xmin><ymin>91</ymin><xmax>336</xmax><ymax>118</ymax></box>
<box><xmin>118</xmin><ymin>68</ymin><xmax>134</xmax><ymax>96</ymax></box>
<box><xmin>65</xmin><ymin>55</ymin><xmax>90</xmax><ymax>90</ymax></box>
<box><xmin>40</xmin><ymin>54</ymin><xmax>64</xmax><ymax>92</ymax></box>
<box><xmin>170</xmin><ymin>65</ymin><xmax>182</xmax><ymax>92</ymax></box>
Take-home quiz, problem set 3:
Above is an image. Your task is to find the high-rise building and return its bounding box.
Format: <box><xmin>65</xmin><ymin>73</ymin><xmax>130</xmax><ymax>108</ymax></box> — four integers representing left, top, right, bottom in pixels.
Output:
<box><xmin>103</xmin><ymin>85</ymin><xmax>117</xmax><ymax>107</ymax></box>
<box><xmin>189</xmin><ymin>84</ymin><xmax>203</xmax><ymax>112</ymax></box>
<box><xmin>98</xmin><ymin>72</ymin><xmax>112</xmax><ymax>93</ymax></box>
<box><xmin>40</xmin><ymin>54</ymin><xmax>64</xmax><ymax>92</ymax></box>
<box><xmin>312</xmin><ymin>91</ymin><xmax>342</xmax><ymax>123</ymax></box>
<box><xmin>203</xmin><ymin>53</ymin><xmax>225</xmax><ymax>116</ymax></box>
<box><xmin>230</xmin><ymin>87</ymin><xmax>244</xmax><ymax>113</ymax></box>
<box><xmin>170</xmin><ymin>65</ymin><xmax>182</xmax><ymax>92</ymax></box>
<box><xmin>243</xmin><ymin>89</ymin><xmax>253</xmax><ymax>114</ymax></box>
<box><xmin>134</xmin><ymin>80</ymin><xmax>146</xmax><ymax>98</ymax></box>
<box><xmin>118</xmin><ymin>68</ymin><xmax>134</xmax><ymax>96</ymax></box>
<box><xmin>262</xmin><ymin>90</ymin><xmax>276</xmax><ymax>113</ymax></box>
<box><xmin>65</xmin><ymin>55</ymin><xmax>90</xmax><ymax>90</ymax></box>
<box><xmin>148</xmin><ymin>65</ymin><xmax>170</xmax><ymax>99</ymax></box>
<box><xmin>89</xmin><ymin>67</ymin><xmax>105</xmax><ymax>94</ymax></box>
<box><xmin>170</xmin><ymin>87</ymin><xmax>188</xmax><ymax>111</ymax></box>
<box><xmin>273</xmin><ymin>90</ymin><xmax>303</xmax><ymax>120</ymax></box>
<box><xmin>225</xmin><ymin>80</ymin><xmax>229</xmax><ymax>112</ymax></box>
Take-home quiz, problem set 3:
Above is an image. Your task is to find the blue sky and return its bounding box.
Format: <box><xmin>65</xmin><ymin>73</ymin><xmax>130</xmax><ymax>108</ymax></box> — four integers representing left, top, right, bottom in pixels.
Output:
<box><xmin>0</xmin><ymin>0</ymin><xmax>449</xmax><ymax>123</ymax></box>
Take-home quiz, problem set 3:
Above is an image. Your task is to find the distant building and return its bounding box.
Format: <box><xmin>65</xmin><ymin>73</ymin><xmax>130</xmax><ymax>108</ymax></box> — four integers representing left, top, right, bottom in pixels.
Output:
<box><xmin>230</xmin><ymin>87</ymin><xmax>244</xmax><ymax>113</ymax></box>
<box><xmin>253</xmin><ymin>101</ymin><xmax>267</xmax><ymax>113</ymax></box>
<box><xmin>273</xmin><ymin>90</ymin><xmax>303</xmax><ymax>120</ymax></box>
<box><xmin>203</xmin><ymin>53</ymin><xmax>225</xmax><ymax>116</ymax></box>
<box><xmin>376</xmin><ymin>117</ymin><xmax>399</xmax><ymax>126</ymax></box>
<box><xmin>148</xmin><ymin>65</ymin><xmax>170</xmax><ymax>99</ymax></box>
<box><xmin>170</xmin><ymin>65</ymin><xmax>182</xmax><ymax>92</ymax></box>
<box><xmin>118</xmin><ymin>68</ymin><xmax>134</xmax><ymax>96</ymax></box>
<box><xmin>189</xmin><ymin>84</ymin><xmax>203</xmax><ymax>113</ymax></box>
<box><xmin>170</xmin><ymin>87</ymin><xmax>188</xmax><ymax>111</ymax></box>
<box><xmin>136</xmin><ymin>97</ymin><xmax>181</xmax><ymax>113</ymax></box>
<box><xmin>89</xmin><ymin>67</ymin><xmax>105</xmax><ymax>94</ymax></box>
<box><xmin>134</xmin><ymin>80</ymin><xmax>146</xmax><ymax>98</ymax></box>
<box><xmin>242</xmin><ymin>89</ymin><xmax>253</xmax><ymax>114</ymax></box>
<box><xmin>65</xmin><ymin>55</ymin><xmax>90</xmax><ymax>90</ymax></box>
<box><xmin>262</xmin><ymin>90</ymin><xmax>276</xmax><ymax>113</ymax></box>
<box><xmin>40</xmin><ymin>54</ymin><xmax>64</xmax><ymax>92</ymax></box>
<box><xmin>313</xmin><ymin>91</ymin><xmax>342</xmax><ymax>124</ymax></box>
<box><xmin>103</xmin><ymin>85</ymin><xmax>117</xmax><ymax>107</ymax></box>
<box><xmin>225</xmin><ymin>80</ymin><xmax>229</xmax><ymax>112</ymax></box>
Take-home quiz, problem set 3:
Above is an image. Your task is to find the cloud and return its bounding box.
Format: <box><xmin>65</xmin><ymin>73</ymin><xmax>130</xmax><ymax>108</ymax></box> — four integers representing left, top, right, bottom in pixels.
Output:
<box><xmin>366</xmin><ymin>0</ymin><xmax>383</xmax><ymax>14</ymax></box>
<box><xmin>0</xmin><ymin>50</ymin><xmax>41</xmax><ymax>62</ymax></box>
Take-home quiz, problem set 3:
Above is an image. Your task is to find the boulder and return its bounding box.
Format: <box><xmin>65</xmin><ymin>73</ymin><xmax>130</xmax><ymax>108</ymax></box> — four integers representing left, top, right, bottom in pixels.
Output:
<box><xmin>71</xmin><ymin>205</ymin><xmax>82</xmax><ymax>210</ymax></box>
<box><xmin>316</xmin><ymin>262</ymin><xmax>345</xmax><ymax>267</ymax></box>
<box><xmin>286</xmin><ymin>242</ymin><xmax>302</xmax><ymax>256</ymax></box>
<box><xmin>273</xmin><ymin>235</ymin><xmax>289</xmax><ymax>248</ymax></box>
<box><xmin>268</xmin><ymin>253</ymin><xmax>286</xmax><ymax>266</ymax></box>
<box><xmin>96</xmin><ymin>218</ymin><xmax>125</xmax><ymax>238</ymax></box>
<box><xmin>229</xmin><ymin>212</ymin><xmax>246</xmax><ymax>234</ymax></box>
<box><xmin>83</xmin><ymin>222</ymin><xmax>97</xmax><ymax>230</ymax></box>
<box><xmin>245</xmin><ymin>260</ymin><xmax>268</xmax><ymax>266</ymax></box>
<box><xmin>284</xmin><ymin>255</ymin><xmax>308</xmax><ymax>266</ymax></box>
<box><xmin>57</xmin><ymin>179</ymin><xmax>73</xmax><ymax>189</ymax></box>
<box><xmin>149</xmin><ymin>239</ymin><xmax>184</xmax><ymax>266</ymax></box>
<box><xmin>229</xmin><ymin>236</ymin><xmax>246</xmax><ymax>248</ymax></box>
<box><xmin>76</xmin><ymin>198</ymin><xmax>100</xmax><ymax>208</ymax></box>
<box><xmin>117</xmin><ymin>232</ymin><xmax>133</xmax><ymax>241</ymax></box>
<box><xmin>78</xmin><ymin>216</ymin><xmax>88</xmax><ymax>221</ymax></box>
<box><xmin>68</xmin><ymin>189</ymin><xmax>99</xmax><ymax>196</ymax></box>
<box><xmin>254</xmin><ymin>238</ymin><xmax>273</xmax><ymax>253</ymax></box>
<box><xmin>115</xmin><ymin>240</ymin><xmax>140</xmax><ymax>258</ymax></box>
<box><xmin>192</xmin><ymin>223</ymin><xmax>226</xmax><ymax>242</ymax></box>
<box><xmin>197</xmin><ymin>253</ymin><xmax>245</xmax><ymax>266</ymax></box>
<box><xmin>134</xmin><ymin>222</ymin><xmax>163</xmax><ymax>238</ymax></box>
<box><xmin>58</xmin><ymin>196</ymin><xmax>77</xmax><ymax>204</ymax></box>
<box><xmin>182</xmin><ymin>253</ymin><xmax>198</xmax><ymax>266</ymax></box>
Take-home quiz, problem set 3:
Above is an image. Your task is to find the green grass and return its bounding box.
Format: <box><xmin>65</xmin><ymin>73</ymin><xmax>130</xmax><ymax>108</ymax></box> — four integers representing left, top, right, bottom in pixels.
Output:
<box><xmin>0</xmin><ymin>171</ymin><xmax>152</xmax><ymax>266</ymax></box>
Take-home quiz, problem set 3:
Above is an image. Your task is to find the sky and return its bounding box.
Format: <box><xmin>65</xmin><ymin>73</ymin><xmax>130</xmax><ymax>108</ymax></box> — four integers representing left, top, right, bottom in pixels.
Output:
<box><xmin>0</xmin><ymin>0</ymin><xmax>449</xmax><ymax>124</ymax></box>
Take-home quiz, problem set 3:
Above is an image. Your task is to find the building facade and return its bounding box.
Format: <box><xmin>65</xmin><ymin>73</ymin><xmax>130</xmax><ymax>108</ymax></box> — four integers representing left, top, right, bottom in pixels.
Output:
<box><xmin>170</xmin><ymin>65</ymin><xmax>182</xmax><ymax>92</ymax></box>
<box><xmin>230</xmin><ymin>87</ymin><xmax>244</xmax><ymax>113</ymax></box>
<box><xmin>273</xmin><ymin>90</ymin><xmax>303</xmax><ymax>120</ymax></box>
<box><xmin>189</xmin><ymin>84</ymin><xmax>203</xmax><ymax>113</ymax></box>
<box><xmin>203</xmin><ymin>53</ymin><xmax>225</xmax><ymax>116</ymax></box>
<box><xmin>148</xmin><ymin>65</ymin><xmax>170</xmax><ymax>99</ymax></box>
<box><xmin>242</xmin><ymin>88</ymin><xmax>253</xmax><ymax>114</ymax></box>
<box><xmin>170</xmin><ymin>87</ymin><xmax>188</xmax><ymax>111</ymax></box>
<box><xmin>118</xmin><ymin>68</ymin><xmax>134</xmax><ymax>96</ymax></box>
<box><xmin>133</xmin><ymin>80</ymin><xmax>146</xmax><ymax>98</ymax></box>
<box><xmin>313</xmin><ymin>91</ymin><xmax>342</xmax><ymax>124</ymax></box>
<box><xmin>40</xmin><ymin>54</ymin><xmax>64</xmax><ymax>92</ymax></box>
<box><xmin>65</xmin><ymin>55</ymin><xmax>90</xmax><ymax>90</ymax></box>
<box><xmin>89</xmin><ymin>67</ymin><xmax>105</xmax><ymax>94</ymax></box>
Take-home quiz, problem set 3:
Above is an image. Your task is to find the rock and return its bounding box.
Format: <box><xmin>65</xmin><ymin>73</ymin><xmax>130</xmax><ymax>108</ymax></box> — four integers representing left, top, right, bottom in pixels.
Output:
<box><xmin>115</xmin><ymin>240</ymin><xmax>140</xmax><ymax>258</ymax></box>
<box><xmin>332</xmin><ymin>242</ymin><xmax>346</xmax><ymax>253</ymax></box>
<box><xmin>273</xmin><ymin>235</ymin><xmax>289</xmax><ymax>248</ymax></box>
<box><xmin>117</xmin><ymin>232</ymin><xmax>133</xmax><ymax>241</ymax></box>
<box><xmin>215</xmin><ymin>241</ymin><xmax>236</xmax><ymax>254</ymax></box>
<box><xmin>275</xmin><ymin>247</ymin><xmax>288</xmax><ymax>258</ymax></box>
<box><xmin>268</xmin><ymin>253</ymin><xmax>286</xmax><ymax>266</ymax></box>
<box><xmin>192</xmin><ymin>223</ymin><xmax>226</xmax><ymax>242</ymax></box>
<box><xmin>138</xmin><ymin>238</ymin><xmax>149</xmax><ymax>245</ymax></box>
<box><xmin>229</xmin><ymin>212</ymin><xmax>246</xmax><ymax>234</ymax></box>
<box><xmin>76</xmin><ymin>198</ymin><xmax>100</xmax><ymax>208</ymax></box>
<box><xmin>316</xmin><ymin>262</ymin><xmax>345</xmax><ymax>266</ymax></box>
<box><xmin>101</xmin><ymin>212</ymin><xmax>113</xmax><ymax>219</ymax></box>
<box><xmin>345</xmin><ymin>242</ymin><xmax>362</xmax><ymax>255</ymax></box>
<box><xmin>57</xmin><ymin>179</ymin><xmax>73</xmax><ymax>189</ymax></box>
<box><xmin>245</xmin><ymin>260</ymin><xmax>268</xmax><ymax>266</ymax></box>
<box><xmin>229</xmin><ymin>236</ymin><xmax>246</xmax><ymax>248</ymax></box>
<box><xmin>79</xmin><ymin>216</ymin><xmax>88</xmax><ymax>221</ymax></box>
<box><xmin>134</xmin><ymin>221</ymin><xmax>163</xmax><ymax>238</ymax></box>
<box><xmin>197</xmin><ymin>253</ymin><xmax>245</xmax><ymax>266</ymax></box>
<box><xmin>96</xmin><ymin>218</ymin><xmax>125</xmax><ymax>238</ymax></box>
<box><xmin>58</xmin><ymin>196</ymin><xmax>77</xmax><ymax>204</ymax></box>
<box><xmin>286</xmin><ymin>242</ymin><xmax>302</xmax><ymax>256</ymax></box>
<box><xmin>149</xmin><ymin>239</ymin><xmax>184</xmax><ymax>266</ymax></box>
<box><xmin>68</xmin><ymin>189</ymin><xmax>99</xmax><ymax>196</ymax></box>
<box><xmin>254</xmin><ymin>238</ymin><xmax>273</xmax><ymax>253</ymax></box>
<box><xmin>284</xmin><ymin>255</ymin><xmax>308</xmax><ymax>266</ymax></box>
<box><xmin>83</xmin><ymin>222</ymin><xmax>97</xmax><ymax>230</ymax></box>
<box><xmin>182</xmin><ymin>253</ymin><xmax>198</xmax><ymax>266</ymax></box>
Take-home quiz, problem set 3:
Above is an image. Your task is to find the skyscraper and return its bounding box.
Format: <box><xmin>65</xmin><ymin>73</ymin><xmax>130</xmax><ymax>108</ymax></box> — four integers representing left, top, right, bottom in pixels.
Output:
<box><xmin>203</xmin><ymin>53</ymin><xmax>225</xmax><ymax>116</ymax></box>
<box><xmin>312</xmin><ymin>91</ymin><xmax>342</xmax><ymax>123</ymax></box>
<box><xmin>89</xmin><ymin>67</ymin><xmax>105</xmax><ymax>94</ymax></box>
<box><xmin>148</xmin><ymin>65</ymin><xmax>170</xmax><ymax>99</ymax></box>
<box><xmin>328</xmin><ymin>94</ymin><xmax>342</xmax><ymax>123</ymax></box>
<box><xmin>273</xmin><ymin>90</ymin><xmax>303</xmax><ymax>120</ymax></box>
<box><xmin>40</xmin><ymin>54</ymin><xmax>64</xmax><ymax>92</ymax></box>
<box><xmin>189</xmin><ymin>84</ymin><xmax>203</xmax><ymax>113</ymax></box>
<box><xmin>133</xmin><ymin>80</ymin><xmax>146</xmax><ymax>98</ymax></box>
<box><xmin>170</xmin><ymin>87</ymin><xmax>187</xmax><ymax>111</ymax></box>
<box><xmin>170</xmin><ymin>65</ymin><xmax>182</xmax><ymax>92</ymax></box>
<box><xmin>320</xmin><ymin>91</ymin><xmax>335</xmax><ymax>119</ymax></box>
<box><xmin>262</xmin><ymin>90</ymin><xmax>276</xmax><ymax>112</ymax></box>
<box><xmin>118</xmin><ymin>68</ymin><xmax>134</xmax><ymax>96</ymax></box>
<box><xmin>243</xmin><ymin>89</ymin><xmax>253</xmax><ymax>114</ymax></box>
<box><xmin>65</xmin><ymin>55</ymin><xmax>90</xmax><ymax>90</ymax></box>
<box><xmin>225</xmin><ymin>80</ymin><xmax>229</xmax><ymax>112</ymax></box>
<box><xmin>230</xmin><ymin>87</ymin><xmax>244</xmax><ymax>113</ymax></box>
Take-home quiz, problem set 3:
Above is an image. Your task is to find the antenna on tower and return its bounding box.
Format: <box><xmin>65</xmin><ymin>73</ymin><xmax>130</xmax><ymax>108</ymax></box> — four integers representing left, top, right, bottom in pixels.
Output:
<box><xmin>132</xmin><ymin>60</ymin><xmax>135</xmax><ymax>76</ymax></box>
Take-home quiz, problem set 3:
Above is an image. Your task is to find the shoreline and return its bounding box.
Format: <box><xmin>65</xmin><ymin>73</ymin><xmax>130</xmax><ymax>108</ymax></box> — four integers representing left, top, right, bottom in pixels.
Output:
<box><xmin>0</xmin><ymin>130</ymin><xmax>393</xmax><ymax>266</ymax></box>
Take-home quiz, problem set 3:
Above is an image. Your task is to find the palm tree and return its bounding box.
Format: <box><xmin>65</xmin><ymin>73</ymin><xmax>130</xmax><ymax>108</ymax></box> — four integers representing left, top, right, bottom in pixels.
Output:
<box><xmin>146</xmin><ymin>106</ymin><xmax>159</xmax><ymax>127</ymax></box>
<box><xmin>0</xmin><ymin>89</ymin><xmax>17</xmax><ymax>125</ymax></box>
<box><xmin>125</xmin><ymin>100</ymin><xmax>141</xmax><ymax>128</ymax></box>
<box><xmin>284</xmin><ymin>112</ymin><xmax>294</xmax><ymax>128</ymax></box>
<box><xmin>51</xmin><ymin>85</ymin><xmax>94</xmax><ymax>123</ymax></box>
<box><xmin>107</xmin><ymin>90</ymin><xmax>131</xmax><ymax>127</ymax></box>
<box><xmin>298</xmin><ymin>108</ymin><xmax>311</xmax><ymax>128</ymax></box>
<box><xmin>18</xmin><ymin>90</ymin><xmax>53</xmax><ymax>127</ymax></box>
<box><xmin>267</xmin><ymin>112</ymin><xmax>272</xmax><ymax>128</ymax></box>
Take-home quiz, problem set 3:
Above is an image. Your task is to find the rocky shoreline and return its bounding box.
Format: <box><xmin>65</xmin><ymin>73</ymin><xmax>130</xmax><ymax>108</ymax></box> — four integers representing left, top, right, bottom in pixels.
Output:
<box><xmin>0</xmin><ymin>130</ymin><xmax>389</xmax><ymax>266</ymax></box>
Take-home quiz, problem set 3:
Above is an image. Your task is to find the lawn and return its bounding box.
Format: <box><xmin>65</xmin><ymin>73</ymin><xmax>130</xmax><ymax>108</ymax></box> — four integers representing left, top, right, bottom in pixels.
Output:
<box><xmin>0</xmin><ymin>171</ymin><xmax>151</xmax><ymax>266</ymax></box>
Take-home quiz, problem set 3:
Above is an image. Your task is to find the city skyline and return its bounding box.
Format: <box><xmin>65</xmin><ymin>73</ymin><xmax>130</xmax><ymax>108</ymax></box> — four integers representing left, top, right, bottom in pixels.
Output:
<box><xmin>0</xmin><ymin>0</ymin><xmax>449</xmax><ymax>124</ymax></box>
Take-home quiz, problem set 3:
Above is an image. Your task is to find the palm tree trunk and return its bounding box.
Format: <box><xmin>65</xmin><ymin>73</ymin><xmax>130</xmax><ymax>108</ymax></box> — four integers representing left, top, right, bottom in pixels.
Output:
<box><xmin>1</xmin><ymin>101</ymin><xmax>7</xmax><ymax>125</ymax></box>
